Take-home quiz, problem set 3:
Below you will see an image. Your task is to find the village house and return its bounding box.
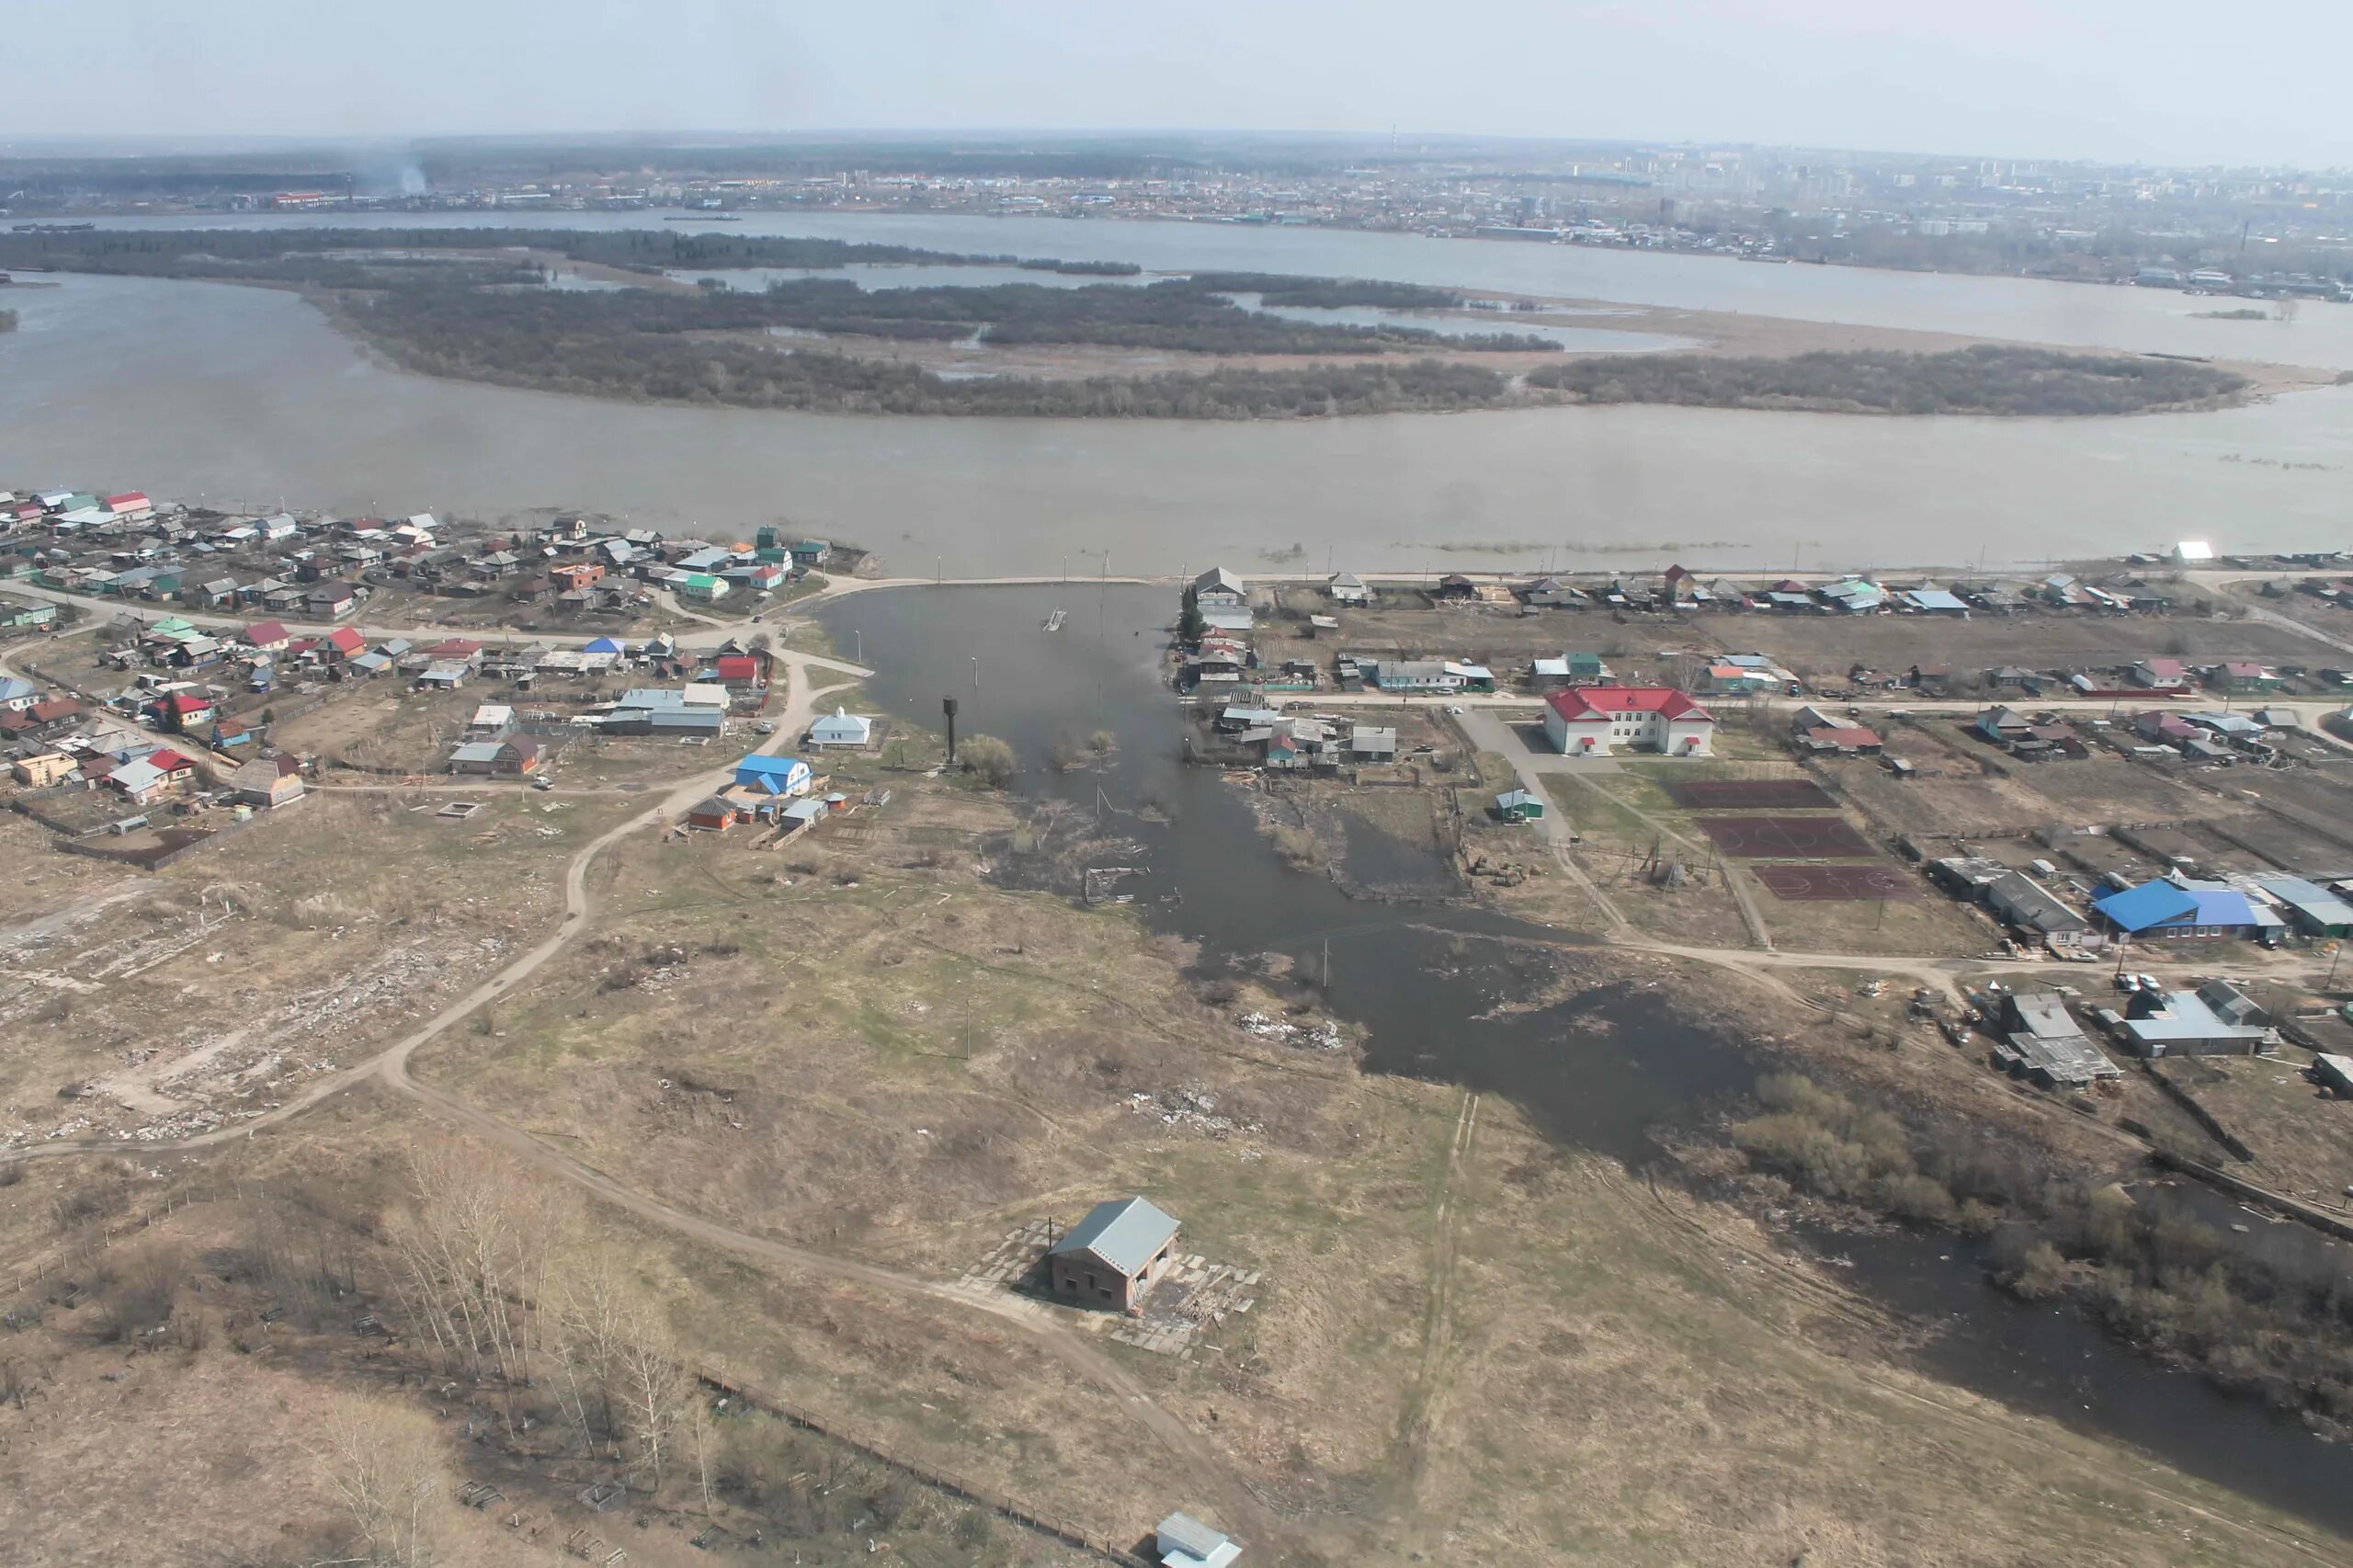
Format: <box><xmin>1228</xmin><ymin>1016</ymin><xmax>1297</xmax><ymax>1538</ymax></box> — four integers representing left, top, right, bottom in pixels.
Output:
<box><xmin>467</xmin><ymin>704</ymin><xmax>515</xmax><ymax>740</ymax></box>
<box><xmin>733</xmin><ymin>754</ymin><xmax>813</xmax><ymax>797</ymax></box>
<box><xmin>1798</xmin><ymin>723</ymin><xmax>1883</xmax><ymax>756</ymax></box>
<box><xmin>305</xmin><ymin>581</ymin><xmax>359</xmax><ymax>619</ymax></box>
<box><xmin>1529</xmin><ymin>651</ymin><xmax>1608</xmax><ymax>690</ymax></box>
<box><xmin>231</xmin><ymin>755</ymin><xmax>305</xmax><ymax>809</ymax></box>
<box><xmin>1367</xmin><ymin>659</ymin><xmax>1462</xmax><ymax>695</ymax></box>
<box><xmin>2205</xmin><ymin>661</ymin><xmax>2281</xmax><ymax>695</ymax></box>
<box><xmin>709</xmin><ymin>652</ymin><xmax>765</xmax><ymax>691</ymax></box>
<box><xmin>1494</xmin><ymin>788</ymin><xmax>1544</xmax><ymax>822</ymax></box>
<box><xmin>107</xmin><ymin>748</ymin><xmax>195</xmax><ymax>806</ymax></box>
<box><xmin>11</xmin><ymin>752</ymin><xmax>77</xmax><ymax>788</ymax></box>
<box><xmin>1901</xmin><ymin>587</ymin><xmax>1971</xmax><ymax>617</ymax></box>
<box><xmin>1699</xmin><ymin>661</ymin><xmax>1780</xmax><ymax>696</ymax></box>
<box><xmin>447</xmin><ymin>736</ymin><xmax>542</xmax><ymax>778</ymax></box>
<box><xmin>148</xmin><ymin>689</ymin><xmax>215</xmax><ymax>733</ymax></box>
<box><xmin>2131</xmin><ymin>657</ymin><xmax>2192</xmax><ymax>691</ymax></box>
<box><xmin>2109</xmin><ymin>980</ymin><xmax>2273</xmax><ymax>1058</ymax></box>
<box><xmin>1048</xmin><ymin>1196</ymin><xmax>1181</xmax><ymax>1312</ymax></box>
<box><xmin>1972</xmin><ymin>705</ymin><xmax>2038</xmax><ymax>745</ymax></box>
<box><xmin>1994</xmin><ymin>993</ymin><xmax>2120</xmax><ymax>1088</ymax></box>
<box><xmin>1190</xmin><ymin>567</ymin><xmax>1247</xmax><ymax>609</ymax></box>
<box><xmin>1325</xmin><ymin>571</ymin><xmax>1369</xmax><ymax>606</ymax></box>
<box><xmin>1543</xmin><ymin>687</ymin><xmax>1714</xmax><ymax>756</ymax></box>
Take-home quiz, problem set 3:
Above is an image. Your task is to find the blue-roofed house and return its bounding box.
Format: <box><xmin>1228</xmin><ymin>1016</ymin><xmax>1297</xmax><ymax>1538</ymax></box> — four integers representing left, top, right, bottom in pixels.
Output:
<box><xmin>733</xmin><ymin>754</ymin><xmax>813</xmax><ymax>797</ymax></box>
<box><xmin>1048</xmin><ymin>1196</ymin><xmax>1180</xmax><ymax>1312</ymax></box>
<box><xmin>583</xmin><ymin>635</ymin><xmax>626</xmax><ymax>656</ymax></box>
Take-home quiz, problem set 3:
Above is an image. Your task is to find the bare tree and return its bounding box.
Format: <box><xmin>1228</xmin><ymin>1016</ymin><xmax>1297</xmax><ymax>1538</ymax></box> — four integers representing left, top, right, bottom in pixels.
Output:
<box><xmin>687</xmin><ymin>1393</ymin><xmax>720</xmax><ymax>1517</ymax></box>
<box><xmin>610</xmin><ymin>1290</ymin><xmax>690</xmax><ymax>1496</ymax></box>
<box><xmin>312</xmin><ymin>1392</ymin><xmax>448</xmax><ymax>1567</ymax></box>
<box><xmin>383</xmin><ymin>1141</ymin><xmax>573</xmax><ymax>1431</ymax></box>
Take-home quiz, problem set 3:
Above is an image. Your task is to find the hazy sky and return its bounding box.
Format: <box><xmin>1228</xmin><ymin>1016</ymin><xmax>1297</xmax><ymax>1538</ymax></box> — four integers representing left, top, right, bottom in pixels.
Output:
<box><xmin>5</xmin><ymin>0</ymin><xmax>2346</xmax><ymax>166</ymax></box>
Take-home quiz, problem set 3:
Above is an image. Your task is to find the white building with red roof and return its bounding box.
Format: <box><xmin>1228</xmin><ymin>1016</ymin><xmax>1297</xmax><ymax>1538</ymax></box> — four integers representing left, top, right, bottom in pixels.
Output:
<box><xmin>1543</xmin><ymin>687</ymin><xmax>1715</xmax><ymax>756</ymax></box>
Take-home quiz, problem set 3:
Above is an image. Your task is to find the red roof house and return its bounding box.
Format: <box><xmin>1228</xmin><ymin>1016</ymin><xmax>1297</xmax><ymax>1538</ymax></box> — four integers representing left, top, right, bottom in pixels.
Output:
<box><xmin>104</xmin><ymin>492</ymin><xmax>153</xmax><ymax>516</ymax></box>
<box><xmin>243</xmin><ymin>620</ymin><xmax>292</xmax><ymax>651</ymax></box>
<box><xmin>713</xmin><ymin>654</ymin><xmax>760</xmax><ymax>686</ymax></box>
<box><xmin>1542</xmin><ymin>687</ymin><xmax>1716</xmax><ymax>756</ymax></box>
<box><xmin>321</xmin><ymin>626</ymin><xmax>365</xmax><ymax>659</ymax></box>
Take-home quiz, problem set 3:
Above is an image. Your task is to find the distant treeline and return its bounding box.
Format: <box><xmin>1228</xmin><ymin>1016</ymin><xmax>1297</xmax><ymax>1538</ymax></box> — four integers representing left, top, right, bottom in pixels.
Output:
<box><xmin>0</xmin><ymin>225</ymin><xmax>1045</xmax><ymax>275</ymax></box>
<box><xmin>1182</xmin><ymin>271</ymin><xmax>1464</xmax><ymax>309</ymax></box>
<box><xmin>354</xmin><ymin>286</ymin><xmax>1514</xmax><ymax>415</ymax></box>
<box><xmin>1526</xmin><ymin>345</ymin><xmax>2249</xmax><ymax>415</ymax></box>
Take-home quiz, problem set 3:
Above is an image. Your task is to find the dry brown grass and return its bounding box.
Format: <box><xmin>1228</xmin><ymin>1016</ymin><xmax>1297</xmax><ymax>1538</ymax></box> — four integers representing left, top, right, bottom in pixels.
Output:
<box><xmin>0</xmin><ymin>790</ymin><xmax>634</xmax><ymax>1146</ymax></box>
<box><xmin>0</xmin><ymin>772</ymin><xmax>2344</xmax><ymax>1565</ymax></box>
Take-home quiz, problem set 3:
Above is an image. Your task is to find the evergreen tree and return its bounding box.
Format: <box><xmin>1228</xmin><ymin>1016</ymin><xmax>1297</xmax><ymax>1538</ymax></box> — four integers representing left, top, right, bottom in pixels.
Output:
<box><xmin>1177</xmin><ymin>584</ymin><xmax>1206</xmax><ymax>643</ymax></box>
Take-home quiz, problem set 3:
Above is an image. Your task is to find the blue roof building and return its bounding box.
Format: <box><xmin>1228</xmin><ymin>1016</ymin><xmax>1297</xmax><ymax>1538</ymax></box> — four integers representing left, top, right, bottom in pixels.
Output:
<box><xmin>2092</xmin><ymin>880</ymin><xmax>2197</xmax><ymax>934</ymax></box>
<box><xmin>733</xmin><ymin>754</ymin><xmax>812</xmax><ymax>796</ymax></box>
<box><xmin>583</xmin><ymin>636</ymin><xmax>626</xmax><ymax>654</ymax></box>
<box><xmin>2094</xmin><ymin>877</ymin><xmax>2277</xmax><ymax>940</ymax></box>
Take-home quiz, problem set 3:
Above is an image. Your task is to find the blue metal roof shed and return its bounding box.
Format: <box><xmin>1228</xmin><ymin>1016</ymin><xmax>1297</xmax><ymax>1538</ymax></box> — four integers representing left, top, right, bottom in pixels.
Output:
<box><xmin>2092</xmin><ymin>880</ymin><xmax>2198</xmax><ymax>934</ymax></box>
<box><xmin>1051</xmin><ymin>1197</ymin><xmax>1179</xmax><ymax>1277</ymax></box>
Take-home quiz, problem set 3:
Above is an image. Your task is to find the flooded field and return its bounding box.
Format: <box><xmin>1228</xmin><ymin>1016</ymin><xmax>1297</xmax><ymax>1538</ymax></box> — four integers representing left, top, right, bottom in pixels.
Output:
<box><xmin>820</xmin><ymin>582</ymin><xmax>2353</xmax><ymax>1539</ymax></box>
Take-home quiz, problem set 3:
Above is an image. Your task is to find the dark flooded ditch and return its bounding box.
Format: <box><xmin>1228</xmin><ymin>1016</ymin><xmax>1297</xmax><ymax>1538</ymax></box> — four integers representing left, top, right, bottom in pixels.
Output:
<box><xmin>820</xmin><ymin>583</ymin><xmax>2353</xmax><ymax>1537</ymax></box>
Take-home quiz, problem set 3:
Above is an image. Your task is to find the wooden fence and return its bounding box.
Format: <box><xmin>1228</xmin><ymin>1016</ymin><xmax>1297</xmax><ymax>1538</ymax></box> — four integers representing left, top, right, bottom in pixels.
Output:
<box><xmin>2140</xmin><ymin>1062</ymin><xmax>2258</xmax><ymax>1163</ymax></box>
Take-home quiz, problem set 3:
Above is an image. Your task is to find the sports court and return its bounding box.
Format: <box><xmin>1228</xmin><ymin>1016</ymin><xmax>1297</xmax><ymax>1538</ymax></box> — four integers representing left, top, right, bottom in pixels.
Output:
<box><xmin>1696</xmin><ymin>815</ymin><xmax>1877</xmax><ymax>858</ymax></box>
<box><xmin>1756</xmin><ymin>864</ymin><xmax>1919</xmax><ymax>901</ymax></box>
<box><xmin>1662</xmin><ymin>778</ymin><xmax>1834</xmax><ymax>811</ymax></box>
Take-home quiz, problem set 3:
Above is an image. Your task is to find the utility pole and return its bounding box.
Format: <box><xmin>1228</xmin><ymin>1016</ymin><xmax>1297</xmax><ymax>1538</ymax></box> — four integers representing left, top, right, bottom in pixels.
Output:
<box><xmin>971</xmin><ymin>656</ymin><xmax>980</xmax><ymax>690</ymax></box>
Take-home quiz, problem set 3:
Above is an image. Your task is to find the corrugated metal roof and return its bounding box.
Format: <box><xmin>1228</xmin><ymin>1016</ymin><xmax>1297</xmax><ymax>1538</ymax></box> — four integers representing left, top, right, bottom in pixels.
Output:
<box><xmin>1051</xmin><ymin>1196</ymin><xmax>1178</xmax><ymax>1277</ymax></box>
<box><xmin>2092</xmin><ymin>880</ymin><xmax>2199</xmax><ymax>933</ymax></box>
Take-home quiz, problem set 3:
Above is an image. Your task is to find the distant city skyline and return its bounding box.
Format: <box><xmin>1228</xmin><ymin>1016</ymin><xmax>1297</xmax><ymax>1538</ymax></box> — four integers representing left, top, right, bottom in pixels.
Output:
<box><xmin>6</xmin><ymin>0</ymin><xmax>2351</xmax><ymax>170</ymax></box>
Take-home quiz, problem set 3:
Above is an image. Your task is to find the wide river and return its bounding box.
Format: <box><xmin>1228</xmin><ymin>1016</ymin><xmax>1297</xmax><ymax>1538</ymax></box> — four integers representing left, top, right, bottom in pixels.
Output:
<box><xmin>2</xmin><ymin>210</ymin><xmax>2349</xmax><ymax>571</ymax></box>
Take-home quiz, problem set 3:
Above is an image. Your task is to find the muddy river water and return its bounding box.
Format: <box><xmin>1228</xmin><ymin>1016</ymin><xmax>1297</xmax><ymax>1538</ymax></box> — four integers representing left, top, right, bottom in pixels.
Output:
<box><xmin>1</xmin><ymin>210</ymin><xmax>2349</xmax><ymax>570</ymax></box>
<box><xmin>820</xmin><ymin>582</ymin><xmax>2353</xmax><ymax>1538</ymax></box>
